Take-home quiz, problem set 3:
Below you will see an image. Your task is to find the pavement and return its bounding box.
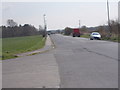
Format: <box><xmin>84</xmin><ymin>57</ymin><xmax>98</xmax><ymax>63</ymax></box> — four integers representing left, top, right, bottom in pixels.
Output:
<box><xmin>2</xmin><ymin>35</ymin><xmax>60</xmax><ymax>88</ymax></box>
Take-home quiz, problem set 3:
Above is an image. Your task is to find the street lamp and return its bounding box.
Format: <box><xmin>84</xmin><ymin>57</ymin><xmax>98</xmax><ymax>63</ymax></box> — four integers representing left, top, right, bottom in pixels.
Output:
<box><xmin>43</xmin><ymin>14</ymin><xmax>47</xmax><ymax>37</ymax></box>
<box><xmin>43</xmin><ymin>14</ymin><xmax>47</xmax><ymax>30</ymax></box>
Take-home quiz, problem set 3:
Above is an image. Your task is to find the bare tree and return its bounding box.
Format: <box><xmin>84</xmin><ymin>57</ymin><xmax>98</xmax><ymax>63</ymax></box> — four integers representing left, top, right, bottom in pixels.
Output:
<box><xmin>7</xmin><ymin>19</ymin><xmax>18</xmax><ymax>27</ymax></box>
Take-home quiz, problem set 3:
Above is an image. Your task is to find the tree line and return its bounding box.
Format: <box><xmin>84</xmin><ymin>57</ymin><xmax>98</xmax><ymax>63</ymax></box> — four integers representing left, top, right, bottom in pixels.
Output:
<box><xmin>64</xmin><ymin>20</ymin><xmax>119</xmax><ymax>38</ymax></box>
<box><xmin>1</xmin><ymin>24</ymin><xmax>43</xmax><ymax>38</ymax></box>
<box><xmin>63</xmin><ymin>26</ymin><xmax>92</xmax><ymax>36</ymax></box>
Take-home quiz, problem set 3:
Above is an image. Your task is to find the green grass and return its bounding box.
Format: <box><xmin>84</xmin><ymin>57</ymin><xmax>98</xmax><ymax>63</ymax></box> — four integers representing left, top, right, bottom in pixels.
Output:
<box><xmin>101</xmin><ymin>36</ymin><xmax>119</xmax><ymax>42</ymax></box>
<box><xmin>2</xmin><ymin>35</ymin><xmax>46</xmax><ymax>60</ymax></box>
<box><xmin>80</xmin><ymin>34</ymin><xmax>90</xmax><ymax>38</ymax></box>
<box><xmin>0</xmin><ymin>38</ymin><xmax>2</xmax><ymax>60</ymax></box>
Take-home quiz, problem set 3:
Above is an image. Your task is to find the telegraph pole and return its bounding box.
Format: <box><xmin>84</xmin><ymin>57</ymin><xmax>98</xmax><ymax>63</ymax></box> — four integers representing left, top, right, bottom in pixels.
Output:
<box><xmin>79</xmin><ymin>20</ymin><xmax>80</xmax><ymax>29</ymax></box>
<box><xmin>107</xmin><ymin>0</ymin><xmax>111</xmax><ymax>37</ymax></box>
<box><xmin>79</xmin><ymin>20</ymin><xmax>81</xmax><ymax>35</ymax></box>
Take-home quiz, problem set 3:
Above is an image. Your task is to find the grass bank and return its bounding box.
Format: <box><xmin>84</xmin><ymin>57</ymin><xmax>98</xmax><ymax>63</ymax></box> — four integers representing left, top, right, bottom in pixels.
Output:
<box><xmin>2</xmin><ymin>35</ymin><xmax>46</xmax><ymax>60</ymax></box>
<box><xmin>80</xmin><ymin>34</ymin><xmax>90</xmax><ymax>38</ymax></box>
<box><xmin>0</xmin><ymin>38</ymin><xmax>2</xmax><ymax>60</ymax></box>
<box><xmin>80</xmin><ymin>34</ymin><xmax>119</xmax><ymax>42</ymax></box>
<box><xmin>101</xmin><ymin>35</ymin><xmax>119</xmax><ymax>42</ymax></box>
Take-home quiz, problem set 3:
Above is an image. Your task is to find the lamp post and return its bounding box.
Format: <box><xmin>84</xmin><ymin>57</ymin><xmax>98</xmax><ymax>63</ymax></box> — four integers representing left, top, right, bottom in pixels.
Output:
<box><xmin>43</xmin><ymin>14</ymin><xmax>47</xmax><ymax>37</ymax></box>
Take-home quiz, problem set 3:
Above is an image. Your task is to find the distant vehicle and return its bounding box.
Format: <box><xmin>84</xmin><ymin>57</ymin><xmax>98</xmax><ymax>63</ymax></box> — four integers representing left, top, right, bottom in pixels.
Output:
<box><xmin>90</xmin><ymin>32</ymin><xmax>101</xmax><ymax>40</ymax></box>
<box><xmin>47</xmin><ymin>31</ymin><xmax>51</xmax><ymax>35</ymax></box>
<box><xmin>48</xmin><ymin>33</ymin><xmax>50</xmax><ymax>35</ymax></box>
<box><xmin>47</xmin><ymin>30</ymin><xmax>56</xmax><ymax>35</ymax></box>
<box><xmin>72</xmin><ymin>28</ymin><xmax>80</xmax><ymax>37</ymax></box>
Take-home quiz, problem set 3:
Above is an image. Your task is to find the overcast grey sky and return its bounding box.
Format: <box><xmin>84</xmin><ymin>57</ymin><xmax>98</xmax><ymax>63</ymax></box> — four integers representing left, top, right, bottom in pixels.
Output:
<box><xmin>1</xmin><ymin>0</ymin><xmax>119</xmax><ymax>30</ymax></box>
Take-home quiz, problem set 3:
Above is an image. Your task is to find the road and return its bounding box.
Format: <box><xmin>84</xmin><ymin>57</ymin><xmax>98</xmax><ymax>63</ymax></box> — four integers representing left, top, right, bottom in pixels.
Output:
<box><xmin>3</xmin><ymin>34</ymin><xmax>118</xmax><ymax>88</ymax></box>
<box><xmin>50</xmin><ymin>34</ymin><xmax>118</xmax><ymax>88</ymax></box>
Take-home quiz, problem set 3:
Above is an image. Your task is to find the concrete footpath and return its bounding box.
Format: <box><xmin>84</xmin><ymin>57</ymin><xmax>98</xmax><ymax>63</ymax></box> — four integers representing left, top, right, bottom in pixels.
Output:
<box><xmin>2</xmin><ymin>35</ymin><xmax>60</xmax><ymax>88</ymax></box>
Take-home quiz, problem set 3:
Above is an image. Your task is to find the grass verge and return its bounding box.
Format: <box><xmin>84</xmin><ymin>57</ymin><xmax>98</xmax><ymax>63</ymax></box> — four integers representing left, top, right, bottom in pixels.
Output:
<box><xmin>80</xmin><ymin>34</ymin><xmax>119</xmax><ymax>42</ymax></box>
<box><xmin>101</xmin><ymin>35</ymin><xmax>119</xmax><ymax>42</ymax></box>
<box><xmin>80</xmin><ymin>34</ymin><xmax>90</xmax><ymax>38</ymax></box>
<box><xmin>0</xmin><ymin>38</ymin><xmax>2</xmax><ymax>60</ymax></box>
<box><xmin>2</xmin><ymin>35</ymin><xmax>46</xmax><ymax>60</ymax></box>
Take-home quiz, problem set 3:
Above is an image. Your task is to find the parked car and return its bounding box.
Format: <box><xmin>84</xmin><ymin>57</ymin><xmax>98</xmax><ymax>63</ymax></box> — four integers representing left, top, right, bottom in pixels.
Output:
<box><xmin>90</xmin><ymin>32</ymin><xmax>101</xmax><ymax>40</ymax></box>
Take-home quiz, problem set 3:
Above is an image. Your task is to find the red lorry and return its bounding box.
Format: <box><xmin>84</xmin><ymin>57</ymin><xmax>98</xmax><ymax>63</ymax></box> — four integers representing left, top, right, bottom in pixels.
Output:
<box><xmin>72</xmin><ymin>28</ymin><xmax>80</xmax><ymax>37</ymax></box>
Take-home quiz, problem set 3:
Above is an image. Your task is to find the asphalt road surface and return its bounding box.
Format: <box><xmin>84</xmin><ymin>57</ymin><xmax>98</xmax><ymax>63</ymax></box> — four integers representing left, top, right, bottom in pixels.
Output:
<box><xmin>3</xmin><ymin>34</ymin><xmax>118</xmax><ymax>88</ymax></box>
<box><xmin>50</xmin><ymin>34</ymin><xmax>118</xmax><ymax>88</ymax></box>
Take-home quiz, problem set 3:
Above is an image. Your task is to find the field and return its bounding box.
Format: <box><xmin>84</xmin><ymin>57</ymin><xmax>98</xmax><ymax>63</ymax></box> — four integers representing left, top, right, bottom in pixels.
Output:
<box><xmin>2</xmin><ymin>35</ymin><xmax>46</xmax><ymax>60</ymax></box>
<box><xmin>0</xmin><ymin>38</ymin><xmax>2</xmax><ymax>60</ymax></box>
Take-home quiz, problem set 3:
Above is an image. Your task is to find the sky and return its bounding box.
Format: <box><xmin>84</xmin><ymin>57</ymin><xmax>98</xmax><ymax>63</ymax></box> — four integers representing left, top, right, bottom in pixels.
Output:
<box><xmin>1</xmin><ymin>0</ymin><xmax>119</xmax><ymax>30</ymax></box>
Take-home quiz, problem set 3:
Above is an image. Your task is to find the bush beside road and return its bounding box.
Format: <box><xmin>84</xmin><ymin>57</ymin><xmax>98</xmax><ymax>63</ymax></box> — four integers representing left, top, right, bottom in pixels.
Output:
<box><xmin>2</xmin><ymin>35</ymin><xmax>46</xmax><ymax>60</ymax></box>
<box><xmin>80</xmin><ymin>33</ymin><xmax>119</xmax><ymax>42</ymax></box>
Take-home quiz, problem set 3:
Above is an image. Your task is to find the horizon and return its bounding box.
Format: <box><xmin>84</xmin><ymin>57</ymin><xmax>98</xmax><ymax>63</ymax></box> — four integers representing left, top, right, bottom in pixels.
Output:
<box><xmin>1</xmin><ymin>1</ymin><xmax>118</xmax><ymax>30</ymax></box>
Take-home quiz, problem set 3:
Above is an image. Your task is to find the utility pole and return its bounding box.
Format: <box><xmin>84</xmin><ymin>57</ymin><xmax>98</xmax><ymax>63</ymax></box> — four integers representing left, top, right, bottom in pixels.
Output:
<box><xmin>79</xmin><ymin>20</ymin><xmax>80</xmax><ymax>30</ymax></box>
<box><xmin>79</xmin><ymin>20</ymin><xmax>80</xmax><ymax>29</ymax></box>
<box><xmin>118</xmin><ymin>2</ymin><xmax>120</xmax><ymax>24</ymax></box>
<box><xmin>43</xmin><ymin>14</ymin><xmax>47</xmax><ymax>37</ymax></box>
<box><xmin>107</xmin><ymin>0</ymin><xmax>111</xmax><ymax>37</ymax></box>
